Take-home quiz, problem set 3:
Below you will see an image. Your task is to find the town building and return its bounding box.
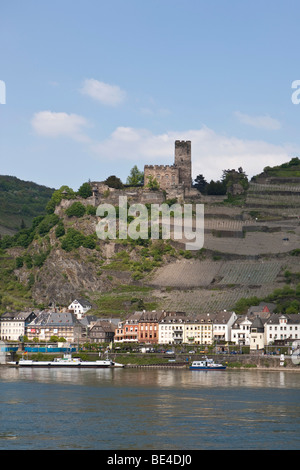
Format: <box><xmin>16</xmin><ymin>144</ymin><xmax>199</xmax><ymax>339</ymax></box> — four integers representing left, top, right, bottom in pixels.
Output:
<box><xmin>75</xmin><ymin>315</ymin><xmax>100</xmax><ymax>343</ymax></box>
<box><xmin>249</xmin><ymin>315</ymin><xmax>265</xmax><ymax>351</ymax></box>
<box><xmin>0</xmin><ymin>311</ymin><xmax>37</xmax><ymax>341</ymax></box>
<box><xmin>212</xmin><ymin>310</ymin><xmax>237</xmax><ymax>342</ymax></box>
<box><xmin>158</xmin><ymin>314</ymin><xmax>186</xmax><ymax>344</ymax></box>
<box><xmin>114</xmin><ymin>312</ymin><xmax>143</xmax><ymax>343</ymax></box>
<box><xmin>26</xmin><ymin>311</ymin><xmax>80</xmax><ymax>343</ymax></box>
<box><xmin>68</xmin><ymin>298</ymin><xmax>92</xmax><ymax>318</ymax></box>
<box><xmin>184</xmin><ymin>314</ymin><xmax>215</xmax><ymax>345</ymax></box>
<box><xmin>158</xmin><ymin>313</ymin><xmax>215</xmax><ymax>345</ymax></box>
<box><xmin>138</xmin><ymin>310</ymin><xmax>167</xmax><ymax>344</ymax></box>
<box><xmin>231</xmin><ymin>311</ymin><xmax>271</xmax><ymax>346</ymax></box>
<box><xmin>265</xmin><ymin>313</ymin><xmax>300</xmax><ymax>345</ymax></box>
<box><xmin>89</xmin><ymin>320</ymin><xmax>116</xmax><ymax>343</ymax></box>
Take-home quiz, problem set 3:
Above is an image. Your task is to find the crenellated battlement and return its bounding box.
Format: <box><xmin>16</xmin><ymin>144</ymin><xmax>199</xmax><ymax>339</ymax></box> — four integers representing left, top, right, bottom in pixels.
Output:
<box><xmin>144</xmin><ymin>164</ymin><xmax>177</xmax><ymax>171</ymax></box>
<box><xmin>144</xmin><ymin>140</ymin><xmax>192</xmax><ymax>190</ymax></box>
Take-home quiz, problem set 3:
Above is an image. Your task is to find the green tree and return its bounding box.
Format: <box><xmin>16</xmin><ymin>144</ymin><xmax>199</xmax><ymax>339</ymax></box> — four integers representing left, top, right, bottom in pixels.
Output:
<box><xmin>78</xmin><ymin>182</ymin><xmax>92</xmax><ymax>198</ymax></box>
<box><xmin>146</xmin><ymin>175</ymin><xmax>160</xmax><ymax>190</ymax></box>
<box><xmin>46</xmin><ymin>186</ymin><xmax>76</xmax><ymax>214</ymax></box>
<box><xmin>126</xmin><ymin>165</ymin><xmax>144</xmax><ymax>186</ymax></box>
<box><xmin>104</xmin><ymin>175</ymin><xmax>124</xmax><ymax>189</ymax></box>
<box><xmin>55</xmin><ymin>221</ymin><xmax>65</xmax><ymax>238</ymax></box>
<box><xmin>194</xmin><ymin>174</ymin><xmax>208</xmax><ymax>193</ymax></box>
<box><xmin>65</xmin><ymin>202</ymin><xmax>86</xmax><ymax>218</ymax></box>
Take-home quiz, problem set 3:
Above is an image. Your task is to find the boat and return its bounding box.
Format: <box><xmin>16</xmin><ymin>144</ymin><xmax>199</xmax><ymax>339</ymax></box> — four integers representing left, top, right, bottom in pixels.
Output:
<box><xmin>189</xmin><ymin>356</ymin><xmax>226</xmax><ymax>370</ymax></box>
<box><xmin>14</xmin><ymin>353</ymin><xmax>124</xmax><ymax>368</ymax></box>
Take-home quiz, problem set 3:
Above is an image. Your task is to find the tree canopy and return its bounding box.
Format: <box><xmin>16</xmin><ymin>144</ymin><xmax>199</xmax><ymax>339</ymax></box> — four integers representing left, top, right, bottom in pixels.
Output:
<box><xmin>126</xmin><ymin>165</ymin><xmax>144</xmax><ymax>186</ymax></box>
<box><xmin>78</xmin><ymin>182</ymin><xmax>92</xmax><ymax>198</ymax></box>
<box><xmin>104</xmin><ymin>175</ymin><xmax>124</xmax><ymax>189</ymax></box>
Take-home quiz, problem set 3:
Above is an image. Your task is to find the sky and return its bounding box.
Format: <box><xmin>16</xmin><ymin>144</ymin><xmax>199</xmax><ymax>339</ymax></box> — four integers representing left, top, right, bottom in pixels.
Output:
<box><xmin>1</xmin><ymin>0</ymin><xmax>300</xmax><ymax>190</ymax></box>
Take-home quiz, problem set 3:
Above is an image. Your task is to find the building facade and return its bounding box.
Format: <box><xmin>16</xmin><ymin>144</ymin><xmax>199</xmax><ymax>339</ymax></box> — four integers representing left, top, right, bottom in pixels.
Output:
<box><xmin>0</xmin><ymin>311</ymin><xmax>37</xmax><ymax>341</ymax></box>
<box><xmin>144</xmin><ymin>140</ymin><xmax>192</xmax><ymax>191</ymax></box>
<box><xmin>26</xmin><ymin>311</ymin><xmax>79</xmax><ymax>343</ymax></box>
<box><xmin>68</xmin><ymin>298</ymin><xmax>92</xmax><ymax>318</ymax></box>
<box><xmin>89</xmin><ymin>320</ymin><xmax>116</xmax><ymax>343</ymax></box>
<box><xmin>114</xmin><ymin>312</ymin><xmax>142</xmax><ymax>343</ymax></box>
<box><xmin>138</xmin><ymin>311</ymin><xmax>167</xmax><ymax>344</ymax></box>
<box><xmin>213</xmin><ymin>311</ymin><xmax>237</xmax><ymax>342</ymax></box>
<box><xmin>265</xmin><ymin>314</ymin><xmax>300</xmax><ymax>345</ymax></box>
<box><xmin>249</xmin><ymin>316</ymin><xmax>265</xmax><ymax>351</ymax></box>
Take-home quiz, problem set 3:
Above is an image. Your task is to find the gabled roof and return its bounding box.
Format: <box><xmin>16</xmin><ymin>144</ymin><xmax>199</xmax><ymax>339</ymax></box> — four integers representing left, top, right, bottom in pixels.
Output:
<box><xmin>247</xmin><ymin>302</ymin><xmax>276</xmax><ymax>314</ymax></box>
<box><xmin>250</xmin><ymin>315</ymin><xmax>264</xmax><ymax>332</ymax></box>
<box><xmin>28</xmin><ymin>311</ymin><xmax>78</xmax><ymax>327</ymax></box>
<box><xmin>213</xmin><ymin>310</ymin><xmax>236</xmax><ymax>324</ymax></box>
<box><xmin>139</xmin><ymin>310</ymin><xmax>166</xmax><ymax>322</ymax></box>
<box><xmin>91</xmin><ymin>320</ymin><xmax>115</xmax><ymax>333</ymax></box>
<box><xmin>1</xmin><ymin>311</ymin><xmax>36</xmax><ymax>321</ymax></box>
<box><xmin>266</xmin><ymin>313</ymin><xmax>300</xmax><ymax>325</ymax></box>
<box><xmin>69</xmin><ymin>298</ymin><xmax>92</xmax><ymax>308</ymax></box>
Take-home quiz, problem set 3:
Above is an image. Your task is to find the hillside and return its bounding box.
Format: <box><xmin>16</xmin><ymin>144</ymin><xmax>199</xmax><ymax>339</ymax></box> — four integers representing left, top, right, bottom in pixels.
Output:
<box><xmin>0</xmin><ymin>175</ymin><xmax>55</xmax><ymax>234</ymax></box>
<box><xmin>1</xmin><ymin>159</ymin><xmax>300</xmax><ymax>317</ymax></box>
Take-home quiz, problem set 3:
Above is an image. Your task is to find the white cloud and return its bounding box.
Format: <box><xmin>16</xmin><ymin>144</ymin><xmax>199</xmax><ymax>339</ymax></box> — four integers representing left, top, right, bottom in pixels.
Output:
<box><xmin>31</xmin><ymin>109</ymin><xmax>297</xmax><ymax>182</ymax></box>
<box><xmin>80</xmin><ymin>79</ymin><xmax>126</xmax><ymax>106</ymax></box>
<box><xmin>90</xmin><ymin>126</ymin><xmax>297</xmax><ymax>181</ymax></box>
<box><xmin>31</xmin><ymin>111</ymin><xmax>91</xmax><ymax>142</ymax></box>
<box><xmin>235</xmin><ymin>111</ymin><xmax>281</xmax><ymax>130</ymax></box>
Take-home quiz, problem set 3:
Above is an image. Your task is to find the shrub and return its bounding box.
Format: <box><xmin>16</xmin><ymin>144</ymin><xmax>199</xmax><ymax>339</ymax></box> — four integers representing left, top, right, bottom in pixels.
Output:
<box><xmin>37</xmin><ymin>214</ymin><xmax>59</xmax><ymax>235</ymax></box>
<box><xmin>65</xmin><ymin>202</ymin><xmax>86</xmax><ymax>218</ymax></box>
<box><xmin>61</xmin><ymin>228</ymin><xmax>86</xmax><ymax>251</ymax></box>
<box><xmin>15</xmin><ymin>257</ymin><xmax>24</xmax><ymax>268</ymax></box>
<box><xmin>55</xmin><ymin>221</ymin><xmax>65</xmax><ymax>238</ymax></box>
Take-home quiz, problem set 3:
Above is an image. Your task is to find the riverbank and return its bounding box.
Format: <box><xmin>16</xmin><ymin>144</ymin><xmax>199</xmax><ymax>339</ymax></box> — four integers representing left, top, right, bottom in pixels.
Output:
<box><xmin>4</xmin><ymin>351</ymin><xmax>300</xmax><ymax>370</ymax></box>
<box><xmin>108</xmin><ymin>352</ymin><xmax>300</xmax><ymax>370</ymax></box>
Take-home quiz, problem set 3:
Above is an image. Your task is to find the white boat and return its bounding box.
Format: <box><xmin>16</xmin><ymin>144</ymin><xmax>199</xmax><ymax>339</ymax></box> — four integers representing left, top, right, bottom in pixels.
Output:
<box><xmin>189</xmin><ymin>356</ymin><xmax>226</xmax><ymax>370</ymax></box>
<box><xmin>16</xmin><ymin>354</ymin><xmax>124</xmax><ymax>368</ymax></box>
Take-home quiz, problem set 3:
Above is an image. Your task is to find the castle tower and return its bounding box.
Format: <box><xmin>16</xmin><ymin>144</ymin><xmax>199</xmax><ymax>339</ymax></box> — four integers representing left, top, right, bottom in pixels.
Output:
<box><xmin>174</xmin><ymin>140</ymin><xmax>192</xmax><ymax>189</ymax></box>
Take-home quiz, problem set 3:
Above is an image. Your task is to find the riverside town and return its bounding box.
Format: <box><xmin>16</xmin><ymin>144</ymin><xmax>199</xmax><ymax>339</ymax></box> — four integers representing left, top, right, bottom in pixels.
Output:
<box><xmin>2</xmin><ymin>3</ymin><xmax>300</xmax><ymax>452</ymax></box>
<box><xmin>1</xmin><ymin>141</ymin><xmax>300</xmax><ymax>370</ymax></box>
<box><xmin>1</xmin><ymin>300</ymin><xmax>300</xmax><ymax>369</ymax></box>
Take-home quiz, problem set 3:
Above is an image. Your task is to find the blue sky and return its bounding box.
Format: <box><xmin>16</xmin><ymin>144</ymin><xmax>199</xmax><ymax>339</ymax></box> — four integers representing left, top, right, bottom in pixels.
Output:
<box><xmin>1</xmin><ymin>0</ymin><xmax>300</xmax><ymax>190</ymax></box>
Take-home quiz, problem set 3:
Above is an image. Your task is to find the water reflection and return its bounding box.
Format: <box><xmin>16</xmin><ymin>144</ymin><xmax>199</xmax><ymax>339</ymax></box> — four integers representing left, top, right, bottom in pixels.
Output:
<box><xmin>0</xmin><ymin>367</ymin><xmax>299</xmax><ymax>390</ymax></box>
<box><xmin>0</xmin><ymin>367</ymin><xmax>299</xmax><ymax>450</ymax></box>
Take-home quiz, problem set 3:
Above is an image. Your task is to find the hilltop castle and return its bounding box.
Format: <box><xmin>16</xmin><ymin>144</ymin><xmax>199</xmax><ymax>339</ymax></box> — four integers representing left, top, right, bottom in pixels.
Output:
<box><xmin>87</xmin><ymin>140</ymin><xmax>198</xmax><ymax>206</ymax></box>
<box><xmin>144</xmin><ymin>140</ymin><xmax>192</xmax><ymax>191</ymax></box>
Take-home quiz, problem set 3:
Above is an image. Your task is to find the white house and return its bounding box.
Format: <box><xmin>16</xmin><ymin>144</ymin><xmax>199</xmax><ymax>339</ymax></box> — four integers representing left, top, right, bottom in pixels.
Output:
<box><xmin>264</xmin><ymin>313</ymin><xmax>300</xmax><ymax>345</ymax></box>
<box><xmin>68</xmin><ymin>298</ymin><xmax>92</xmax><ymax>318</ymax></box>
<box><xmin>0</xmin><ymin>311</ymin><xmax>37</xmax><ymax>341</ymax></box>
<box><xmin>231</xmin><ymin>315</ymin><xmax>253</xmax><ymax>346</ymax></box>
<box><xmin>231</xmin><ymin>311</ymin><xmax>271</xmax><ymax>346</ymax></box>
<box><xmin>158</xmin><ymin>315</ymin><xmax>186</xmax><ymax>345</ymax></box>
<box><xmin>212</xmin><ymin>310</ymin><xmax>237</xmax><ymax>342</ymax></box>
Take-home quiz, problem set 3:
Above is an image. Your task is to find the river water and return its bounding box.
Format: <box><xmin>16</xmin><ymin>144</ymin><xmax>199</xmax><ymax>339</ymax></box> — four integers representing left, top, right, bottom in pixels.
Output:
<box><xmin>0</xmin><ymin>367</ymin><xmax>299</xmax><ymax>450</ymax></box>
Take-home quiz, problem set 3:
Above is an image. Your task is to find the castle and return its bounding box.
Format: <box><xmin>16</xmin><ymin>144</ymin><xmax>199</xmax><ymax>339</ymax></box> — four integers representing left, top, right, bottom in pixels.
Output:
<box><xmin>144</xmin><ymin>140</ymin><xmax>192</xmax><ymax>191</ymax></box>
<box><xmin>87</xmin><ymin>140</ymin><xmax>198</xmax><ymax>206</ymax></box>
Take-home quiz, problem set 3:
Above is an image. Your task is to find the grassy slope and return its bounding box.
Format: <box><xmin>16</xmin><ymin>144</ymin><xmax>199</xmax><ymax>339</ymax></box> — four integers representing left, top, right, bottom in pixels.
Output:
<box><xmin>0</xmin><ymin>175</ymin><xmax>55</xmax><ymax>233</ymax></box>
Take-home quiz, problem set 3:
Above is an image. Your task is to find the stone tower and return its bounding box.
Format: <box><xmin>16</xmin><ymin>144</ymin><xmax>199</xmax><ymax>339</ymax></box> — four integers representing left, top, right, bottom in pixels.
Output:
<box><xmin>174</xmin><ymin>140</ymin><xmax>192</xmax><ymax>189</ymax></box>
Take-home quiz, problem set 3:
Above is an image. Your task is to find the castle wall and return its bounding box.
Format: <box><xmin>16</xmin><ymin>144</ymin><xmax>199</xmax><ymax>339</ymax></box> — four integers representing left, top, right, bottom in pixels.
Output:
<box><xmin>143</xmin><ymin>140</ymin><xmax>192</xmax><ymax>191</ymax></box>
<box><xmin>144</xmin><ymin>165</ymin><xmax>180</xmax><ymax>190</ymax></box>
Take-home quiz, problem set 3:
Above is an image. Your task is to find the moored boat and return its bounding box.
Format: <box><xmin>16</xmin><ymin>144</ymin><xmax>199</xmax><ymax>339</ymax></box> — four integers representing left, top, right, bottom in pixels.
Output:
<box><xmin>189</xmin><ymin>356</ymin><xmax>226</xmax><ymax>370</ymax></box>
<box><xmin>14</xmin><ymin>354</ymin><xmax>124</xmax><ymax>368</ymax></box>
